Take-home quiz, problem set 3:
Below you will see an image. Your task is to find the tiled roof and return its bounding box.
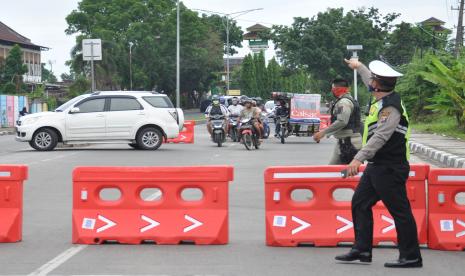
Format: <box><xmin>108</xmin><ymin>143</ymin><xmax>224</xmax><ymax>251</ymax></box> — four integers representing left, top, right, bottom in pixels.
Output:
<box><xmin>246</xmin><ymin>24</ymin><xmax>269</xmax><ymax>32</ymax></box>
<box><xmin>421</xmin><ymin>17</ymin><xmax>446</xmax><ymax>25</ymax></box>
<box><xmin>0</xmin><ymin>21</ymin><xmax>46</xmax><ymax>49</ymax></box>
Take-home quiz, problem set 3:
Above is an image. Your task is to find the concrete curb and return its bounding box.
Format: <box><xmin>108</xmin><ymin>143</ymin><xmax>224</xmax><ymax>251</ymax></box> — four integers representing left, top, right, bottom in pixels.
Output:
<box><xmin>409</xmin><ymin>141</ymin><xmax>465</xmax><ymax>168</ymax></box>
<box><xmin>0</xmin><ymin>130</ymin><xmax>14</xmax><ymax>136</ymax></box>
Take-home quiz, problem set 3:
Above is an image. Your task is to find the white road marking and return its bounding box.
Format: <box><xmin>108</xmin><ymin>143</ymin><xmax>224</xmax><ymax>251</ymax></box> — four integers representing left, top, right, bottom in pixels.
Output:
<box><xmin>27</xmin><ymin>245</ymin><xmax>88</xmax><ymax>276</ymax></box>
<box><xmin>27</xmin><ymin>189</ymin><xmax>161</xmax><ymax>275</ymax></box>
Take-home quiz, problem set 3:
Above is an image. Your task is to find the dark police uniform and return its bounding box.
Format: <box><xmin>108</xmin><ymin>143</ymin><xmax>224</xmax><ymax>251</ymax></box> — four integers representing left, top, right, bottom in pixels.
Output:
<box><xmin>345</xmin><ymin>63</ymin><xmax>422</xmax><ymax>266</ymax></box>
<box><xmin>325</xmin><ymin>94</ymin><xmax>362</xmax><ymax>164</ymax></box>
<box><xmin>353</xmin><ymin>92</ymin><xmax>420</xmax><ymax>260</ymax></box>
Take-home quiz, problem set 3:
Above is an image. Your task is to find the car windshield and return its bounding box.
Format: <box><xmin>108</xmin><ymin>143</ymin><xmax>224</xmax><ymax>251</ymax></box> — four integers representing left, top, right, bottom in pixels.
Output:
<box><xmin>55</xmin><ymin>95</ymin><xmax>88</xmax><ymax>112</ymax></box>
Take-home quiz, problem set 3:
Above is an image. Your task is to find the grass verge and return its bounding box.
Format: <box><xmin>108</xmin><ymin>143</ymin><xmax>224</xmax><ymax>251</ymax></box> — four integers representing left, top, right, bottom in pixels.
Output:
<box><xmin>411</xmin><ymin>114</ymin><xmax>465</xmax><ymax>140</ymax></box>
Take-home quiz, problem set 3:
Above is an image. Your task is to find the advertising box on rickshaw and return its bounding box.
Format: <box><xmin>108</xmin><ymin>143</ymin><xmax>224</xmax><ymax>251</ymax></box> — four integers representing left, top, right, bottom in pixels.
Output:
<box><xmin>272</xmin><ymin>92</ymin><xmax>328</xmax><ymax>144</ymax></box>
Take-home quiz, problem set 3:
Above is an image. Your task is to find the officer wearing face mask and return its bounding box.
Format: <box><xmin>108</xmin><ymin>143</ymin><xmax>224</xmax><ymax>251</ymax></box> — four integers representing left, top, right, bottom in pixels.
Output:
<box><xmin>335</xmin><ymin>58</ymin><xmax>422</xmax><ymax>268</ymax></box>
<box><xmin>313</xmin><ymin>78</ymin><xmax>362</xmax><ymax>164</ymax></box>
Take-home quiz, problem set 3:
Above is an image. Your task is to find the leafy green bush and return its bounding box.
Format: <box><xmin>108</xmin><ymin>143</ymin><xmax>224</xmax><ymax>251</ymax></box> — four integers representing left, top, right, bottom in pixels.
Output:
<box><xmin>396</xmin><ymin>52</ymin><xmax>443</xmax><ymax>120</ymax></box>
<box><xmin>420</xmin><ymin>54</ymin><xmax>465</xmax><ymax>128</ymax></box>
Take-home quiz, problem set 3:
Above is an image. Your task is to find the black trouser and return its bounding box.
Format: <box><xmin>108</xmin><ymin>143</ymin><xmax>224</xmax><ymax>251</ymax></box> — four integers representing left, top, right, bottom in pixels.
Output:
<box><xmin>352</xmin><ymin>163</ymin><xmax>421</xmax><ymax>260</ymax></box>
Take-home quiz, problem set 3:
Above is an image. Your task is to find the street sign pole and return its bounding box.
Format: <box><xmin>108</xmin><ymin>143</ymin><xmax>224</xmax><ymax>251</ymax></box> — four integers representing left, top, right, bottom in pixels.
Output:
<box><xmin>346</xmin><ymin>45</ymin><xmax>363</xmax><ymax>101</ymax></box>
<box><xmin>83</xmin><ymin>39</ymin><xmax>102</xmax><ymax>93</ymax></box>
<box><xmin>91</xmin><ymin>42</ymin><xmax>95</xmax><ymax>92</ymax></box>
<box><xmin>353</xmin><ymin>51</ymin><xmax>358</xmax><ymax>101</ymax></box>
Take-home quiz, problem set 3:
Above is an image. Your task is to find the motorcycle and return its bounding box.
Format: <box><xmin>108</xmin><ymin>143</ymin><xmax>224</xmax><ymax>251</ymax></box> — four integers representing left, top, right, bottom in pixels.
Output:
<box><xmin>239</xmin><ymin>118</ymin><xmax>260</xmax><ymax>150</ymax></box>
<box><xmin>210</xmin><ymin>114</ymin><xmax>226</xmax><ymax>147</ymax></box>
<box><xmin>261</xmin><ymin>111</ymin><xmax>272</xmax><ymax>139</ymax></box>
<box><xmin>229</xmin><ymin>115</ymin><xmax>239</xmax><ymax>142</ymax></box>
<box><xmin>277</xmin><ymin>115</ymin><xmax>289</xmax><ymax>144</ymax></box>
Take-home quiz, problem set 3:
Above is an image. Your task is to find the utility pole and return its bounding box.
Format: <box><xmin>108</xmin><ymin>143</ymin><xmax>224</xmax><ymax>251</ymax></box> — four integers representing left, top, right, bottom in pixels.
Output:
<box><xmin>453</xmin><ymin>0</ymin><xmax>465</xmax><ymax>57</ymax></box>
<box><xmin>193</xmin><ymin>8</ymin><xmax>263</xmax><ymax>95</ymax></box>
<box><xmin>129</xmin><ymin>42</ymin><xmax>134</xmax><ymax>90</ymax></box>
<box><xmin>226</xmin><ymin>18</ymin><xmax>230</xmax><ymax>93</ymax></box>
<box><xmin>176</xmin><ymin>0</ymin><xmax>181</xmax><ymax>108</ymax></box>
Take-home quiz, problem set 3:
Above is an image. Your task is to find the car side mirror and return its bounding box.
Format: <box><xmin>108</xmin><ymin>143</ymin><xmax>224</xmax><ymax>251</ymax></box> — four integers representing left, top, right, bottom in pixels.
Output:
<box><xmin>69</xmin><ymin>107</ymin><xmax>80</xmax><ymax>114</ymax></box>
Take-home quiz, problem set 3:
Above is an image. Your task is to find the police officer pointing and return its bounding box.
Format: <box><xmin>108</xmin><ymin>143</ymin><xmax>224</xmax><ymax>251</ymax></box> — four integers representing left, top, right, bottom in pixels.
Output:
<box><xmin>313</xmin><ymin>78</ymin><xmax>362</xmax><ymax>164</ymax></box>
<box><xmin>335</xmin><ymin>58</ymin><xmax>422</xmax><ymax>268</ymax></box>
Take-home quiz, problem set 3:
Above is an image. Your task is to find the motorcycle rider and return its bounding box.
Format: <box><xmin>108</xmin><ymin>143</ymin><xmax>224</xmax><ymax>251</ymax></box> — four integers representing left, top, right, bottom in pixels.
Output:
<box><xmin>252</xmin><ymin>99</ymin><xmax>265</xmax><ymax>138</ymax></box>
<box><xmin>205</xmin><ymin>95</ymin><xmax>229</xmax><ymax>136</ymax></box>
<box><xmin>228</xmin><ymin>97</ymin><xmax>243</xmax><ymax>116</ymax></box>
<box><xmin>228</xmin><ymin>97</ymin><xmax>243</xmax><ymax>137</ymax></box>
<box><xmin>238</xmin><ymin>98</ymin><xmax>262</xmax><ymax>140</ymax></box>
<box><xmin>274</xmin><ymin>99</ymin><xmax>289</xmax><ymax>137</ymax></box>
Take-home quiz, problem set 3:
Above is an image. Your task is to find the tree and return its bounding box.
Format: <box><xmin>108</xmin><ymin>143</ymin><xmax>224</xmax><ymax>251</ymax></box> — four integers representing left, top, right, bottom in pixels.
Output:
<box><xmin>420</xmin><ymin>55</ymin><xmax>465</xmax><ymax>128</ymax></box>
<box><xmin>396</xmin><ymin>52</ymin><xmax>441</xmax><ymax>119</ymax></box>
<box><xmin>271</xmin><ymin>8</ymin><xmax>399</xmax><ymax>95</ymax></box>
<box><xmin>1</xmin><ymin>44</ymin><xmax>27</xmax><ymax>93</ymax></box>
<box><xmin>68</xmin><ymin>75</ymin><xmax>91</xmax><ymax>97</ymax></box>
<box><xmin>41</xmin><ymin>63</ymin><xmax>58</xmax><ymax>83</ymax></box>
<box><xmin>61</xmin><ymin>72</ymin><xmax>75</xmax><ymax>82</ymax></box>
<box><xmin>240</xmin><ymin>54</ymin><xmax>258</xmax><ymax>96</ymax></box>
<box><xmin>254</xmin><ymin>51</ymin><xmax>267</xmax><ymax>98</ymax></box>
<box><xmin>65</xmin><ymin>0</ymin><xmax>228</xmax><ymax>106</ymax></box>
<box><xmin>384</xmin><ymin>22</ymin><xmax>450</xmax><ymax>66</ymax></box>
<box><xmin>202</xmin><ymin>14</ymin><xmax>243</xmax><ymax>55</ymax></box>
<box><xmin>266</xmin><ymin>58</ymin><xmax>282</xmax><ymax>92</ymax></box>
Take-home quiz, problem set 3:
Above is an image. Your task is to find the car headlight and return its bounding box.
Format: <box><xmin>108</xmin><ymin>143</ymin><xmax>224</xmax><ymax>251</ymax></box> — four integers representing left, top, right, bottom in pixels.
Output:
<box><xmin>21</xmin><ymin>117</ymin><xmax>41</xmax><ymax>125</ymax></box>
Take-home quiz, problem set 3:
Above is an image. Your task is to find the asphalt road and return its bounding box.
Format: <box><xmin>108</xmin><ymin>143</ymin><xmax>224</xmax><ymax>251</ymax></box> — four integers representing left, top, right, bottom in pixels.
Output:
<box><xmin>0</xmin><ymin>126</ymin><xmax>464</xmax><ymax>276</ymax></box>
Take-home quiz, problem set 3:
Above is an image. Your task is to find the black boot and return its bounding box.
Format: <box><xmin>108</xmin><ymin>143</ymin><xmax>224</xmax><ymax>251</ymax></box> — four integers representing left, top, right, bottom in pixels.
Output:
<box><xmin>335</xmin><ymin>249</ymin><xmax>372</xmax><ymax>263</ymax></box>
<box><xmin>384</xmin><ymin>258</ymin><xmax>422</xmax><ymax>268</ymax></box>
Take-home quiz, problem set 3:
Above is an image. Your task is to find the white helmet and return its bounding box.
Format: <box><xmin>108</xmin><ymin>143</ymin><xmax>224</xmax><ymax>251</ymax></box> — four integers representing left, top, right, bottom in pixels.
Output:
<box><xmin>369</xmin><ymin>60</ymin><xmax>403</xmax><ymax>78</ymax></box>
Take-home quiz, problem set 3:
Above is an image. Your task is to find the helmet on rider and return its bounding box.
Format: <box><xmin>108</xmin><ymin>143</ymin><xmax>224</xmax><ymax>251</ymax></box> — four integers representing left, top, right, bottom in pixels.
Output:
<box><xmin>212</xmin><ymin>95</ymin><xmax>220</xmax><ymax>106</ymax></box>
<box><xmin>243</xmin><ymin>97</ymin><xmax>253</xmax><ymax>107</ymax></box>
<box><xmin>219</xmin><ymin>97</ymin><xmax>226</xmax><ymax>105</ymax></box>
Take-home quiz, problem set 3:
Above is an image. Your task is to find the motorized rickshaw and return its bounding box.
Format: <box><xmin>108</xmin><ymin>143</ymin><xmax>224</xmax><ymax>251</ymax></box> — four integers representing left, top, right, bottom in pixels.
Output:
<box><xmin>272</xmin><ymin>92</ymin><xmax>322</xmax><ymax>144</ymax></box>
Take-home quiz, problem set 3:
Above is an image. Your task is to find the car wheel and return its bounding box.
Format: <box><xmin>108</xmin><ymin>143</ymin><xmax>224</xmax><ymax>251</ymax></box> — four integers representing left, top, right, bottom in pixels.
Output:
<box><xmin>137</xmin><ymin>127</ymin><xmax>163</xmax><ymax>150</ymax></box>
<box><xmin>30</xmin><ymin>128</ymin><xmax>58</xmax><ymax>151</ymax></box>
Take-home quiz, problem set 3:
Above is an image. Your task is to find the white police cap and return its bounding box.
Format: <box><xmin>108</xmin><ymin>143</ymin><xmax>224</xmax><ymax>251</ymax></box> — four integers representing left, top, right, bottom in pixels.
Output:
<box><xmin>369</xmin><ymin>60</ymin><xmax>403</xmax><ymax>78</ymax></box>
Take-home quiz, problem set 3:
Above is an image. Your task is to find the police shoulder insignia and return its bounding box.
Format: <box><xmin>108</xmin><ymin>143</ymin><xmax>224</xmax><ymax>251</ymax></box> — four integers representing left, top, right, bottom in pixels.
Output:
<box><xmin>379</xmin><ymin>109</ymin><xmax>391</xmax><ymax>123</ymax></box>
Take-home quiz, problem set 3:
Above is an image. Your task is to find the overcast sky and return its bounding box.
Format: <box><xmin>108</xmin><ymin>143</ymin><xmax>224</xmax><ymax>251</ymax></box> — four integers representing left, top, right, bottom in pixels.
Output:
<box><xmin>0</xmin><ymin>0</ymin><xmax>457</xmax><ymax>79</ymax></box>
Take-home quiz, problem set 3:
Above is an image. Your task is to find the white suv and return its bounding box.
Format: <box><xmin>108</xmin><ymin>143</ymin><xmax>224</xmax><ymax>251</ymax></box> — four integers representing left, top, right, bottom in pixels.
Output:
<box><xmin>15</xmin><ymin>91</ymin><xmax>184</xmax><ymax>151</ymax></box>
